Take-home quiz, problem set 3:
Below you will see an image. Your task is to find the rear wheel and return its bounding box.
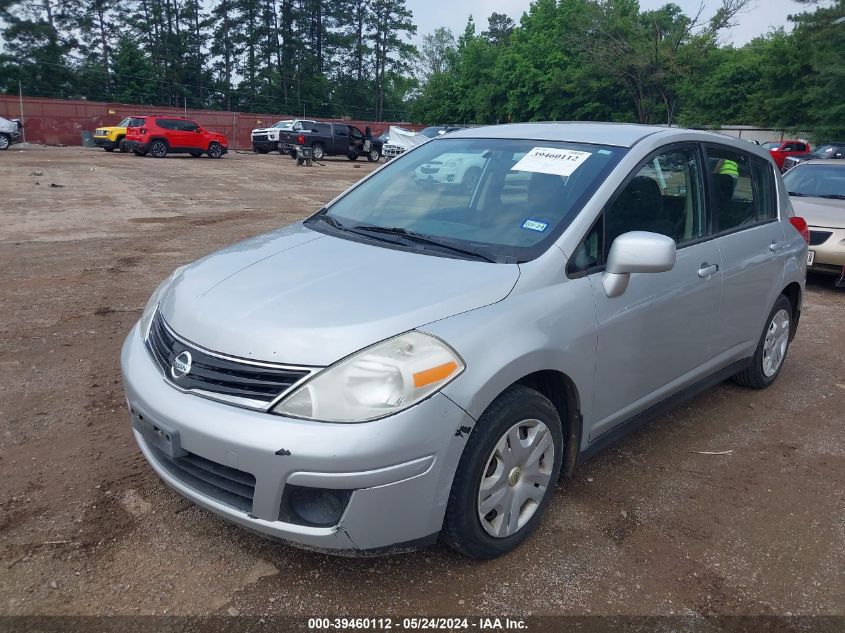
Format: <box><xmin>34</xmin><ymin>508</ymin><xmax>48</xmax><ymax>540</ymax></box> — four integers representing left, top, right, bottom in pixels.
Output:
<box><xmin>149</xmin><ymin>140</ymin><xmax>168</xmax><ymax>158</ymax></box>
<box><xmin>118</xmin><ymin>138</ymin><xmax>128</xmax><ymax>153</ymax></box>
<box><xmin>442</xmin><ymin>385</ymin><xmax>563</xmax><ymax>559</ymax></box>
<box><xmin>347</xmin><ymin>153</ymin><xmax>359</xmax><ymax>161</ymax></box>
<box><xmin>104</xmin><ymin>147</ymin><xmax>115</xmax><ymax>152</ymax></box>
<box><xmin>207</xmin><ymin>142</ymin><xmax>224</xmax><ymax>159</ymax></box>
<box><xmin>288</xmin><ymin>150</ymin><xmax>297</xmax><ymax>159</ymax></box>
<box><xmin>312</xmin><ymin>143</ymin><xmax>326</xmax><ymax>161</ymax></box>
<box><xmin>733</xmin><ymin>294</ymin><xmax>793</xmax><ymax>389</ymax></box>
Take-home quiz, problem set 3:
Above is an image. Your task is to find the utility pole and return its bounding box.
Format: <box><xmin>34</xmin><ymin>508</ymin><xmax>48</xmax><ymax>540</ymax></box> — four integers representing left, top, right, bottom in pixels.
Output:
<box><xmin>18</xmin><ymin>81</ymin><xmax>26</xmax><ymax>144</ymax></box>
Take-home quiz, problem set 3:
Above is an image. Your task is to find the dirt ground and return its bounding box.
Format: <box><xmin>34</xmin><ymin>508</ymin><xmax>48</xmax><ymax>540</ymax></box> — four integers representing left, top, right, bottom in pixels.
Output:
<box><xmin>0</xmin><ymin>145</ymin><xmax>843</xmax><ymax>621</ymax></box>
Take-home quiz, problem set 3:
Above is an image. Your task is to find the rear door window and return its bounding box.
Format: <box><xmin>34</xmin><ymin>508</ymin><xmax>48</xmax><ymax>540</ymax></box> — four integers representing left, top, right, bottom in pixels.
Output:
<box><xmin>178</xmin><ymin>120</ymin><xmax>199</xmax><ymax>132</ymax></box>
<box><xmin>705</xmin><ymin>146</ymin><xmax>774</xmax><ymax>232</ymax></box>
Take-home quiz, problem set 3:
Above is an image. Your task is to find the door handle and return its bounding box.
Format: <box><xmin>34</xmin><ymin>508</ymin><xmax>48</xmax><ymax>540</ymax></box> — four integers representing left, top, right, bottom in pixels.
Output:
<box><xmin>770</xmin><ymin>241</ymin><xmax>785</xmax><ymax>252</ymax></box>
<box><xmin>698</xmin><ymin>263</ymin><xmax>719</xmax><ymax>278</ymax></box>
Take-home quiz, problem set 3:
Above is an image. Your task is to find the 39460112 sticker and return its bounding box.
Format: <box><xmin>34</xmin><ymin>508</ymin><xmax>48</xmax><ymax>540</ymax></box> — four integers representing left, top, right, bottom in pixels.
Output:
<box><xmin>512</xmin><ymin>147</ymin><xmax>592</xmax><ymax>177</ymax></box>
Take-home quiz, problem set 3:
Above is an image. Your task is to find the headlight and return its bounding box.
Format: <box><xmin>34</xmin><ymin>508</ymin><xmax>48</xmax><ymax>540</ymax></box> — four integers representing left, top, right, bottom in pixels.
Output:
<box><xmin>139</xmin><ymin>265</ymin><xmax>188</xmax><ymax>340</ymax></box>
<box><xmin>273</xmin><ymin>331</ymin><xmax>465</xmax><ymax>422</ymax></box>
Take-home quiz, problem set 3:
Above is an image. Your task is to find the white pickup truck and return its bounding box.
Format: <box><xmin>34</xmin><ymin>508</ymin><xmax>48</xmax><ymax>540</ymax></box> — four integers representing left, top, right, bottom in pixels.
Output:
<box><xmin>251</xmin><ymin>119</ymin><xmax>315</xmax><ymax>154</ymax></box>
<box><xmin>0</xmin><ymin>116</ymin><xmax>23</xmax><ymax>150</ymax></box>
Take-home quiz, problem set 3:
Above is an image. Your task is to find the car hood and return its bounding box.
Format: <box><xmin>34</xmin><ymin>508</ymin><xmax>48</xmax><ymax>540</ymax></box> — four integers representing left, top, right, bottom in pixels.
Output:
<box><xmin>96</xmin><ymin>126</ymin><xmax>125</xmax><ymax>133</ymax></box>
<box><xmin>159</xmin><ymin>224</ymin><xmax>520</xmax><ymax>366</ymax></box>
<box><xmin>791</xmin><ymin>197</ymin><xmax>845</xmax><ymax>228</ymax></box>
<box><xmin>252</xmin><ymin>128</ymin><xmax>285</xmax><ymax>134</ymax></box>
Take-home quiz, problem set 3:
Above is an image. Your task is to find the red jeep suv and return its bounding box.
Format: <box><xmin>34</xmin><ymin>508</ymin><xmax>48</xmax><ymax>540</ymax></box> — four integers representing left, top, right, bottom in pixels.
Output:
<box><xmin>124</xmin><ymin>116</ymin><xmax>228</xmax><ymax>158</ymax></box>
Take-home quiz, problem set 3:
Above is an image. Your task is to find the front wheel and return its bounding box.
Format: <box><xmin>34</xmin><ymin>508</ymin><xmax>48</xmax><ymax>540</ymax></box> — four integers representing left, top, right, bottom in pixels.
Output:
<box><xmin>149</xmin><ymin>140</ymin><xmax>168</xmax><ymax>158</ymax></box>
<box><xmin>367</xmin><ymin>148</ymin><xmax>381</xmax><ymax>162</ymax></box>
<box><xmin>733</xmin><ymin>294</ymin><xmax>793</xmax><ymax>389</ymax></box>
<box><xmin>312</xmin><ymin>144</ymin><xmax>325</xmax><ymax>161</ymax></box>
<box><xmin>207</xmin><ymin>142</ymin><xmax>224</xmax><ymax>159</ymax></box>
<box><xmin>0</xmin><ymin>133</ymin><xmax>10</xmax><ymax>150</ymax></box>
<box><xmin>442</xmin><ymin>385</ymin><xmax>563</xmax><ymax>559</ymax></box>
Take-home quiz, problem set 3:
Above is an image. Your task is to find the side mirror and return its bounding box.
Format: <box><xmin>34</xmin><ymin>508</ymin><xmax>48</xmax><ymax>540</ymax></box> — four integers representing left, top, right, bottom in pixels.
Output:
<box><xmin>602</xmin><ymin>231</ymin><xmax>676</xmax><ymax>298</ymax></box>
<box><xmin>196</xmin><ymin>127</ymin><xmax>203</xmax><ymax>133</ymax></box>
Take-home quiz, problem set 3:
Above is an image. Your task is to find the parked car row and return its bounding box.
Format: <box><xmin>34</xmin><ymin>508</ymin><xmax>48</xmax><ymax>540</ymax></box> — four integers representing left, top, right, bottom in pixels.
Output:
<box><xmin>93</xmin><ymin>116</ymin><xmax>229</xmax><ymax>159</ymax></box>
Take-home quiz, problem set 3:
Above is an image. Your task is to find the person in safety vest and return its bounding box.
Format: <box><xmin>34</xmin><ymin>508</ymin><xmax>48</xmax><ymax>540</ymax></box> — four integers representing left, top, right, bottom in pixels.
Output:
<box><xmin>714</xmin><ymin>157</ymin><xmax>739</xmax><ymax>198</ymax></box>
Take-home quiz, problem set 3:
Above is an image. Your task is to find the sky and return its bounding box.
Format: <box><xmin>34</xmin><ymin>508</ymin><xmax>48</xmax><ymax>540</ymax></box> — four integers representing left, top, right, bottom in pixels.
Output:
<box><xmin>404</xmin><ymin>0</ymin><xmax>808</xmax><ymax>46</ymax></box>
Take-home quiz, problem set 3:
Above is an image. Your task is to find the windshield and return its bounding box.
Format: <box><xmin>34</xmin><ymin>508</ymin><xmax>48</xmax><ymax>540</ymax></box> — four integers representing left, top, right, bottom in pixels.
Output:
<box><xmin>762</xmin><ymin>142</ymin><xmax>779</xmax><ymax>150</ymax></box>
<box><xmin>307</xmin><ymin>138</ymin><xmax>626</xmax><ymax>262</ymax></box>
<box><xmin>273</xmin><ymin>120</ymin><xmax>294</xmax><ymax>129</ymax></box>
<box><xmin>783</xmin><ymin>164</ymin><xmax>845</xmax><ymax>199</ymax></box>
<box><xmin>117</xmin><ymin>117</ymin><xmax>131</xmax><ymax>127</ymax></box>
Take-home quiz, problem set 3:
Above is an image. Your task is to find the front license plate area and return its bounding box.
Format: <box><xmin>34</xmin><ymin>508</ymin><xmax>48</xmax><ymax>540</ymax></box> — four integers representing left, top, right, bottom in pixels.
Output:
<box><xmin>807</xmin><ymin>250</ymin><xmax>815</xmax><ymax>266</ymax></box>
<box><xmin>132</xmin><ymin>411</ymin><xmax>187</xmax><ymax>458</ymax></box>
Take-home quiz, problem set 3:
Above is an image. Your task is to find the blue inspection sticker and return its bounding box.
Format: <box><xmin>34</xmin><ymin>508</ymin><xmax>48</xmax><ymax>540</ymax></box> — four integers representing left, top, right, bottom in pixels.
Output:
<box><xmin>522</xmin><ymin>219</ymin><xmax>548</xmax><ymax>232</ymax></box>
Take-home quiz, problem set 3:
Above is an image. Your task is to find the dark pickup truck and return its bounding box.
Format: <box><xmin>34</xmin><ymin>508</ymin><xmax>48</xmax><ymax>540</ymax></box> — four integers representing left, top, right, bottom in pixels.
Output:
<box><xmin>279</xmin><ymin>121</ymin><xmax>383</xmax><ymax>162</ymax></box>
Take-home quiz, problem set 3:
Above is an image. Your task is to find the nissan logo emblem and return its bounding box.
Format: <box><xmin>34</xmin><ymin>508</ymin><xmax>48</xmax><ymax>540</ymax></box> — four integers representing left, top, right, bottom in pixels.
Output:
<box><xmin>171</xmin><ymin>351</ymin><xmax>192</xmax><ymax>380</ymax></box>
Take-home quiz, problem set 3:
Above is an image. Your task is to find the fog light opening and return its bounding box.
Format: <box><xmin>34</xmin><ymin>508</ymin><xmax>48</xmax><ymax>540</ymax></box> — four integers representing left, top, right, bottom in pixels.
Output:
<box><xmin>279</xmin><ymin>485</ymin><xmax>352</xmax><ymax>527</ymax></box>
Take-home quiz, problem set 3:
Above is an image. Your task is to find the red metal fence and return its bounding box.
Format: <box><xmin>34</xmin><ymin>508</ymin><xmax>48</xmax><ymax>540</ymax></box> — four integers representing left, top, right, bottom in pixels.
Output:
<box><xmin>0</xmin><ymin>95</ymin><xmax>423</xmax><ymax>149</ymax></box>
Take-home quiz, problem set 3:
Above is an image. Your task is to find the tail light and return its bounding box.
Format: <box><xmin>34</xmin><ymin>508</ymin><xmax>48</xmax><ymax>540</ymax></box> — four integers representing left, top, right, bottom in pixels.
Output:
<box><xmin>298</xmin><ymin>134</ymin><xmax>305</xmax><ymax>145</ymax></box>
<box><xmin>789</xmin><ymin>216</ymin><xmax>810</xmax><ymax>244</ymax></box>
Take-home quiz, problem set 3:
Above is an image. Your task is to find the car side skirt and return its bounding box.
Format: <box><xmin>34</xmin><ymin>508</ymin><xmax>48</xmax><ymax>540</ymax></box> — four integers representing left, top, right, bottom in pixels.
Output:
<box><xmin>576</xmin><ymin>357</ymin><xmax>752</xmax><ymax>465</ymax></box>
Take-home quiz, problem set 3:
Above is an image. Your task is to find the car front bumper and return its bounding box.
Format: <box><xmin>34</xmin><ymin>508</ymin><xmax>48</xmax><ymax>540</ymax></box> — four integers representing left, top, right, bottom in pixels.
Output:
<box><xmin>252</xmin><ymin>140</ymin><xmax>280</xmax><ymax>152</ymax></box>
<box><xmin>94</xmin><ymin>137</ymin><xmax>119</xmax><ymax>149</ymax></box>
<box><xmin>120</xmin><ymin>324</ymin><xmax>474</xmax><ymax>554</ymax></box>
<box><xmin>808</xmin><ymin>225</ymin><xmax>845</xmax><ymax>273</ymax></box>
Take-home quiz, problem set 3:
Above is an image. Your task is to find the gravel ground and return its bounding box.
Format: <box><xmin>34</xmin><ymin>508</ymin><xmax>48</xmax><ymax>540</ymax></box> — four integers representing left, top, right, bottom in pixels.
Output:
<box><xmin>0</xmin><ymin>145</ymin><xmax>843</xmax><ymax>621</ymax></box>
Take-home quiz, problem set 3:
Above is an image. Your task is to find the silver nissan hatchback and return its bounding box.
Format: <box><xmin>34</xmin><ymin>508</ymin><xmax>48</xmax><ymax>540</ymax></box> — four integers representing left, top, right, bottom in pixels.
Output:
<box><xmin>121</xmin><ymin>123</ymin><xmax>808</xmax><ymax>559</ymax></box>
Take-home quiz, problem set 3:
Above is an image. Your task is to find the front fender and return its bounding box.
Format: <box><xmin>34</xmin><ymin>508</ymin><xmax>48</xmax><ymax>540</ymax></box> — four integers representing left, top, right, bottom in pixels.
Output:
<box><xmin>422</xmin><ymin>275</ymin><xmax>598</xmax><ymax>452</ymax></box>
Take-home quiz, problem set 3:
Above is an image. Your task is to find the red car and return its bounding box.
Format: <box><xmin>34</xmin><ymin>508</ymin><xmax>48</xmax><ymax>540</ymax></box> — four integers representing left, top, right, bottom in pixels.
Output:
<box><xmin>763</xmin><ymin>139</ymin><xmax>811</xmax><ymax>170</ymax></box>
<box><xmin>124</xmin><ymin>116</ymin><xmax>228</xmax><ymax>159</ymax></box>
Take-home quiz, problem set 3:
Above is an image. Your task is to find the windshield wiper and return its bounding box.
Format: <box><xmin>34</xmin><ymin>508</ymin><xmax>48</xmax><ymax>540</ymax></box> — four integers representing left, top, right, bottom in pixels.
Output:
<box><xmin>817</xmin><ymin>194</ymin><xmax>845</xmax><ymax>200</ymax></box>
<box><xmin>306</xmin><ymin>212</ymin><xmax>347</xmax><ymax>231</ymax></box>
<box><xmin>349</xmin><ymin>225</ymin><xmax>497</xmax><ymax>263</ymax></box>
<box><xmin>787</xmin><ymin>191</ymin><xmax>809</xmax><ymax>197</ymax></box>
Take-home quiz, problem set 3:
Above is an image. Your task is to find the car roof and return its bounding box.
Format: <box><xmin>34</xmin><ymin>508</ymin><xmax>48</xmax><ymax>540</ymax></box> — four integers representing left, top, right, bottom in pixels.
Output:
<box><xmin>452</xmin><ymin>121</ymin><xmax>781</xmax><ymax>150</ymax></box>
<box><xmin>796</xmin><ymin>159</ymin><xmax>845</xmax><ymax>167</ymax></box>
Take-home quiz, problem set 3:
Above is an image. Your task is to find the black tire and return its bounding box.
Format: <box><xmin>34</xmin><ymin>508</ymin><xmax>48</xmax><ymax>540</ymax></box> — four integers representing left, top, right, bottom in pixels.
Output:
<box><xmin>0</xmin><ymin>133</ymin><xmax>10</xmax><ymax>150</ymax></box>
<box><xmin>347</xmin><ymin>153</ymin><xmax>359</xmax><ymax>161</ymax></box>
<box><xmin>312</xmin><ymin>143</ymin><xmax>326</xmax><ymax>161</ymax></box>
<box><xmin>442</xmin><ymin>385</ymin><xmax>563</xmax><ymax>559</ymax></box>
<box><xmin>118</xmin><ymin>137</ymin><xmax>128</xmax><ymax>153</ymax></box>
<box><xmin>733</xmin><ymin>294</ymin><xmax>793</xmax><ymax>389</ymax></box>
<box><xmin>207</xmin><ymin>142</ymin><xmax>224</xmax><ymax>159</ymax></box>
<box><xmin>149</xmin><ymin>140</ymin><xmax>168</xmax><ymax>158</ymax></box>
<box><xmin>104</xmin><ymin>147</ymin><xmax>115</xmax><ymax>152</ymax></box>
<box><xmin>288</xmin><ymin>150</ymin><xmax>297</xmax><ymax>159</ymax></box>
<box><xmin>367</xmin><ymin>148</ymin><xmax>381</xmax><ymax>162</ymax></box>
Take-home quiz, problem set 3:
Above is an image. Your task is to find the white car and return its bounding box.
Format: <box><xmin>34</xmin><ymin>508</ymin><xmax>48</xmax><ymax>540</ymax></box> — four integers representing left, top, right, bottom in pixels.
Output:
<box><xmin>415</xmin><ymin>152</ymin><xmax>486</xmax><ymax>188</ymax></box>
<box><xmin>0</xmin><ymin>116</ymin><xmax>23</xmax><ymax>150</ymax></box>
<box><xmin>251</xmin><ymin>120</ymin><xmax>295</xmax><ymax>154</ymax></box>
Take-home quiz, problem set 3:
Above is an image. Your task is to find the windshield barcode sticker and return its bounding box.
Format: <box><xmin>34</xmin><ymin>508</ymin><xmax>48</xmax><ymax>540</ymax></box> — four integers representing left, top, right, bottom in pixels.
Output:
<box><xmin>512</xmin><ymin>147</ymin><xmax>592</xmax><ymax>177</ymax></box>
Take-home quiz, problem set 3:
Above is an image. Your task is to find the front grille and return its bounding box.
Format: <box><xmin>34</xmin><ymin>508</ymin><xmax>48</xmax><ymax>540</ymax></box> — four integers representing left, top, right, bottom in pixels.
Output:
<box><xmin>809</xmin><ymin>230</ymin><xmax>832</xmax><ymax>246</ymax></box>
<box><xmin>253</xmin><ymin>134</ymin><xmax>269</xmax><ymax>142</ymax></box>
<box><xmin>146</xmin><ymin>312</ymin><xmax>311</xmax><ymax>409</ymax></box>
<box><xmin>150</xmin><ymin>445</ymin><xmax>255</xmax><ymax>512</ymax></box>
